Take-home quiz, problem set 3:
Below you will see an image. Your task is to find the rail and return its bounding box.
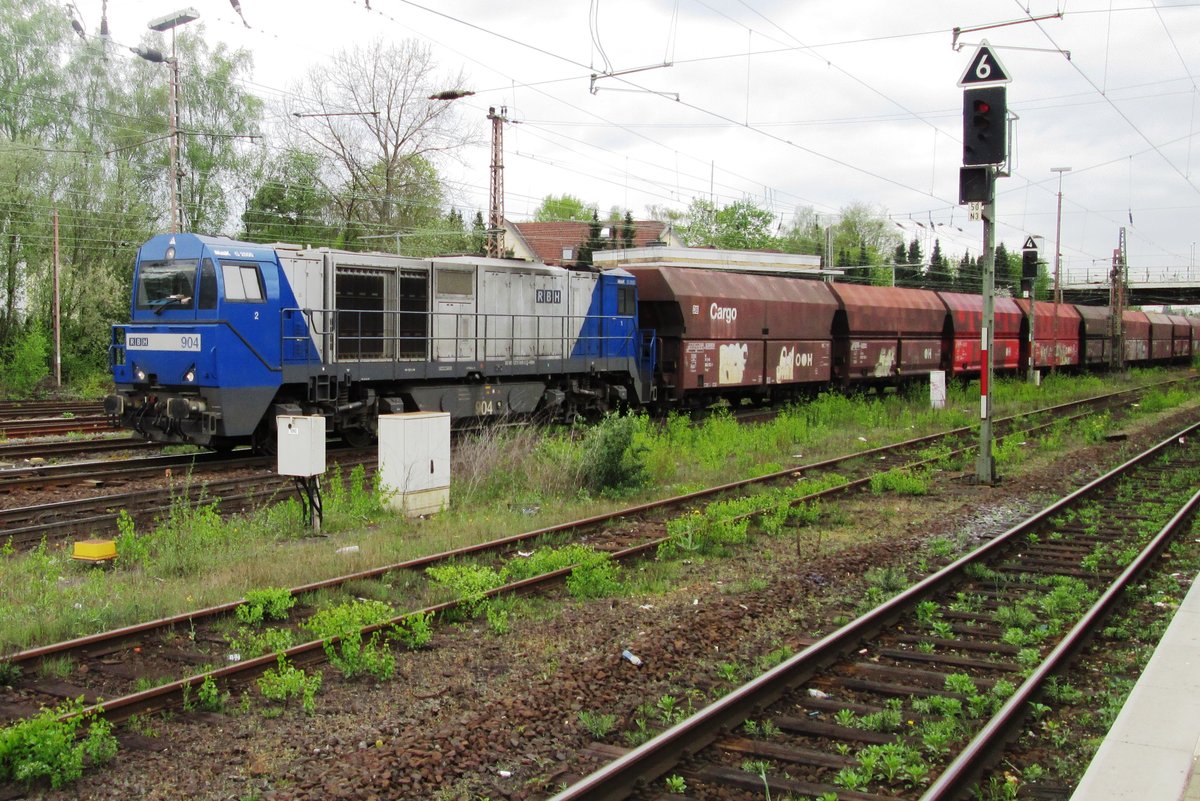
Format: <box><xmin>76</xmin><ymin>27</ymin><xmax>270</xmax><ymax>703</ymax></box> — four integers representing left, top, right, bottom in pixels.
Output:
<box><xmin>549</xmin><ymin>419</ymin><xmax>1200</xmax><ymax>801</ymax></box>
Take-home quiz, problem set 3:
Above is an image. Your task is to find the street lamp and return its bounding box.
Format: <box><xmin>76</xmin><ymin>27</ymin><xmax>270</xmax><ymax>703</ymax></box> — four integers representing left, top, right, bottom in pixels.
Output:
<box><xmin>138</xmin><ymin>7</ymin><xmax>200</xmax><ymax>233</ymax></box>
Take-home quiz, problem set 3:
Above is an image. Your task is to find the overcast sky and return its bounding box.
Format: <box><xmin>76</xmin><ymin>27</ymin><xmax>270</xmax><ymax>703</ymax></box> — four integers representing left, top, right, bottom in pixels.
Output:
<box><xmin>74</xmin><ymin>0</ymin><xmax>1200</xmax><ymax>284</ymax></box>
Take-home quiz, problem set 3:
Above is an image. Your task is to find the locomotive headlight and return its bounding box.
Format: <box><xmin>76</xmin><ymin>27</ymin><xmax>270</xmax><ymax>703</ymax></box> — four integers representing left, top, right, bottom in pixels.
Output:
<box><xmin>183</xmin><ymin>364</ymin><xmax>196</xmax><ymax>383</ymax></box>
<box><xmin>165</xmin><ymin>245</ymin><xmax>175</xmax><ymax>260</ymax></box>
<box><xmin>134</xmin><ymin>366</ymin><xmax>147</xmax><ymax>382</ymax></box>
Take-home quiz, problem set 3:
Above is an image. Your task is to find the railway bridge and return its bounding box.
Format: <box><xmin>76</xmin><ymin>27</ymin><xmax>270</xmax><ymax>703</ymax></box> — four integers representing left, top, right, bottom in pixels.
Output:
<box><xmin>1061</xmin><ymin>265</ymin><xmax>1200</xmax><ymax>307</ymax></box>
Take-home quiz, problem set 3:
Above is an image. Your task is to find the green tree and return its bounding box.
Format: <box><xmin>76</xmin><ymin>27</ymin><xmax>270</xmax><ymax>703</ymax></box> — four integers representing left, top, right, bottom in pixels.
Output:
<box><xmin>680</xmin><ymin>198</ymin><xmax>777</xmax><ymax>250</ymax></box>
<box><xmin>829</xmin><ymin>202</ymin><xmax>900</xmax><ymax>273</ymax></box>
<box><xmin>287</xmin><ymin>38</ymin><xmax>473</xmax><ymax>242</ymax></box>
<box><xmin>907</xmin><ymin>237</ymin><xmax>923</xmax><ymax>266</ymax></box>
<box><xmin>242</xmin><ymin>149</ymin><xmax>336</xmax><ymax>244</ymax></box>
<box><xmin>622</xmin><ymin>211</ymin><xmax>635</xmax><ymax>248</ymax></box>
<box><xmin>956</xmin><ymin>251</ymin><xmax>979</xmax><ymax>293</ymax></box>
<box><xmin>471</xmin><ymin>211</ymin><xmax>487</xmax><ymax>255</ymax></box>
<box><xmin>576</xmin><ymin>211</ymin><xmax>604</xmax><ymax>267</ymax></box>
<box><xmin>928</xmin><ymin>239</ymin><xmax>948</xmax><ymax>289</ymax></box>
<box><xmin>534</xmin><ymin>194</ymin><xmax>595</xmax><ymax>222</ymax></box>
<box><xmin>779</xmin><ymin>206</ymin><xmax>825</xmax><ymax>258</ymax></box>
<box><xmin>895</xmin><ymin>237</ymin><xmax>922</xmax><ymax>288</ymax></box>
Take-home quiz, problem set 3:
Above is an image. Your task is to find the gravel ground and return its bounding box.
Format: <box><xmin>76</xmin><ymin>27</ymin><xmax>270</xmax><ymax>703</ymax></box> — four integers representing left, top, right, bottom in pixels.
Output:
<box><xmin>14</xmin><ymin>399</ymin><xmax>1200</xmax><ymax>801</ymax></box>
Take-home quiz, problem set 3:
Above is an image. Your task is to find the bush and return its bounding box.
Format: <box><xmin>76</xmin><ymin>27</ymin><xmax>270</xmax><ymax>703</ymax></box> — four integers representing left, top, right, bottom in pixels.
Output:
<box><xmin>236</xmin><ymin>587</ymin><xmax>295</xmax><ymax>626</ymax></box>
<box><xmin>425</xmin><ymin>564</ymin><xmax>504</xmax><ymax>617</ymax></box>
<box><xmin>869</xmin><ymin>468</ymin><xmax>929</xmax><ymax>496</ymax></box>
<box><xmin>0</xmin><ymin>700</ymin><xmax>117</xmax><ymax>788</ymax></box>
<box><xmin>581</xmin><ymin>413</ymin><xmax>648</xmax><ymax>495</ymax></box>
<box><xmin>393</xmin><ymin>611</ymin><xmax>434</xmax><ymax>649</ymax></box>
<box><xmin>303</xmin><ymin>599</ymin><xmax>397</xmax><ymax>680</ymax></box>
<box><xmin>0</xmin><ymin>326</ymin><xmax>49</xmax><ymax>398</ymax></box>
<box><xmin>257</xmin><ymin>655</ymin><xmax>321</xmax><ymax>714</ymax></box>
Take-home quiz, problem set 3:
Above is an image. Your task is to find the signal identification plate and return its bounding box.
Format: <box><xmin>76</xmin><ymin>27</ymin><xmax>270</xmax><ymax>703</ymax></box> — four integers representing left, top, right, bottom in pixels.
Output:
<box><xmin>125</xmin><ymin>333</ymin><xmax>202</xmax><ymax>352</ymax></box>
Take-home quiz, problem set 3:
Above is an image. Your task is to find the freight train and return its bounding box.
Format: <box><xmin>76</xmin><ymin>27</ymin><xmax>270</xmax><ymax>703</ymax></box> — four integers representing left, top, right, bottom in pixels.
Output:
<box><xmin>105</xmin><ymin>232</ymin><xmax>1200</xmax><ymax>452</ymax></box>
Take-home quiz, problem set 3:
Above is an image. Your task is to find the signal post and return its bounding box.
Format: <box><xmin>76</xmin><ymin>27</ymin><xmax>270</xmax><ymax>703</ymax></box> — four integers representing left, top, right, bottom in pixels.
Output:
<box><xmin>958</xmin><ymin>40</ymin><xmax>1010</xmax><ymax>485</ymax></box>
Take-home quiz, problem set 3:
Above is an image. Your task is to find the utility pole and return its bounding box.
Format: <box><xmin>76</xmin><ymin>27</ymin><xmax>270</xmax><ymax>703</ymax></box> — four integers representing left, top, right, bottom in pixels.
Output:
<box><xmin>1110</xmin><ymin>228</ymin><xmax>1127</xmax><ymax>371</ymax></box>
<box><xmin>52</xmin><ymin>209</ymin><xmax>61</xmax><ymax>388</ymax></box>
<box><xmin>168</xmin><ymin>56</ymin><xmax>180</xmax><ymax>233</ymax></box>
<box><xmin>139</xmin><ymin>8</ymin><xmax>200</xmax><ymax>233</ymax></box>
<box><xmin>487</xmin><ymin>106</ymin><xmax>507</xmax><ymax>259</ymax></box>
<box><xmin>1050</xmin><ymin>166</ymin><xmax>1070</xmax><ymax>369</ymax></box>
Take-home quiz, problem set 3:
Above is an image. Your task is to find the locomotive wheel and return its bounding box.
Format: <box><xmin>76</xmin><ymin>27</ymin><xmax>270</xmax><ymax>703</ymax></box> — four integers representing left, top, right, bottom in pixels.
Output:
<box><xmin>250</xmin><ymin>420</ymin><xmax>278</xmax><ymax>456</ymax></box>
<box><xmin>208</xmin><ymin>436</ymin><xmax>238</xmax><ymax>454</ymax></box>
<box><xmin>341</xmin><ymin>427</ymin><xmax>376</xmax><ymax>448</ymax></box>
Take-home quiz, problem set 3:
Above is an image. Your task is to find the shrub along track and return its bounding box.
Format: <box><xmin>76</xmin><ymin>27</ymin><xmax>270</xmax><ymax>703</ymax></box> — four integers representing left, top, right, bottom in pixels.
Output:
<box><xmin>0</xmin><ymin>381</ymin><xmax>1179</xmax><ymax>728</ymax></box>
<box><xmin>0</xmin><ymin>385</ymin><xmax>1196</xmax><ymax>801</ymax></box>
<box><xmin>0</xmin><ymin>378</ymin><xmax>1186</xmax><ymax>553</ymax></box>
<box><xmin>551</xmin><ymin>423</ymin><xmax>1200</xmax><ymax>801</ymax></box>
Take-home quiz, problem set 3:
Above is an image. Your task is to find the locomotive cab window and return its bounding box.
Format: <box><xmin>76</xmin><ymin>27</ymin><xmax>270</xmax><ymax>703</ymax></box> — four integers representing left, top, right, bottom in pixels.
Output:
<box><xmin>618</xmin><ymin>285</ymin><xmax>636</xmax><ymax>316</ymax></box>
<box><xmin>197</xmin><ymin>259</ymin><xmax>218</xmax><ymax>310</ymax></box>
<box><xmin>221</xmin><ymin>263</ymin><xmax>265</xmax><ymax>302</ymax></box>
<box><xmin>135</xmin><ymin>259</ymin><xmax>199</xmax><ymax>310</ymax></box>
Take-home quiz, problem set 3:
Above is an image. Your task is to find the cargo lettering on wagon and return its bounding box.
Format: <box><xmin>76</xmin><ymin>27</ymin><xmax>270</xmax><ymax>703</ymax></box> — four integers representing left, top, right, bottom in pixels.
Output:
<box><xmin>125</xmin><ymin>333</ymin><xmax>202</xmax><ymax>352</ymax></box>
<box><xmin>709</xmin><ymin>303</ymin><xmax>738</xmax><ymax>323</ymax></box>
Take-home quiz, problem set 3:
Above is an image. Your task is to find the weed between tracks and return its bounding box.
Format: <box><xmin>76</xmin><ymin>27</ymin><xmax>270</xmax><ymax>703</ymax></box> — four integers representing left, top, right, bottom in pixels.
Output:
<box><xmin>0</xmin><ymin>370</ymin><xmax>1189</xmax><ymax>654</ymax></box>
<box><xmin>0</xmin><ymin>368</ymin><xmax>1194</xmax><ymax>794</ymax></box>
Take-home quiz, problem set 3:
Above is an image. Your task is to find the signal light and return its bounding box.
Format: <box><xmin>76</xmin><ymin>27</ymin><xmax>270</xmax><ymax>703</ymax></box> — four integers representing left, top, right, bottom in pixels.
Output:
<box><xmin>959</xmin><ymin>166</ymin><xmax>992</xmax><ymax>204</ymax></box>
<box><xmin>1022</xmin><ymin>248</ymin><xmax>1038</xmax><ymax>280</ymax></box>
<box><xmin>963</xmin><ymin>86</ymin><xmax>1007</xmax><ymax>166</ymax></box>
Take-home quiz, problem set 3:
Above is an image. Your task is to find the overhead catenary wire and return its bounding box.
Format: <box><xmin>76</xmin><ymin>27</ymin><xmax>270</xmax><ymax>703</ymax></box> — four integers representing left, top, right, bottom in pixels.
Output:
<box><xmin>14</xmin><ymin>0</ymin><xmax>1200</xmax><ymax>277</ymax></box>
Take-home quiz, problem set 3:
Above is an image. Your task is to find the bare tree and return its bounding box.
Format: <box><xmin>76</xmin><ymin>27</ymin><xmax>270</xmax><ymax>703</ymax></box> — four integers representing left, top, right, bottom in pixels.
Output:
<box><xmin>285</xmin><ymin>38</ymin><xmax>476</xmax><ymax>243</ymax></box>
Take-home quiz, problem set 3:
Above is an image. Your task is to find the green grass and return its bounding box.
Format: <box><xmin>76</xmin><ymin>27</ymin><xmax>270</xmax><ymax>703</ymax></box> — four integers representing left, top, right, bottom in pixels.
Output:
<box><xmin>0</xmin><ymin>368</ymin><xmax>1190</xmax><ymax>654</ymax></box>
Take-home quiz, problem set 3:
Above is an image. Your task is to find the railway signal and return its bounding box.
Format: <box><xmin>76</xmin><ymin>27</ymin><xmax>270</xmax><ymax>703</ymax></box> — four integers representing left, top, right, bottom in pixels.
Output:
<box><xmin>963</xmin><ymin>87</ymin><xmax>1007</xmax><ymax>166</ymax></box>
<box><xmin>958</xmin><ymin>41</ymin><xmax>1013</xmax><ymax>487</ymax></box>
<box><xmin>1022</xmin><ymin>238</ymin><xmax>1039</xmax><ymax>281</ymax></box>
<box><xmin>1023</xmin><ymin>236</ymin><xmax>1041</xmax><ymax>384</ymax></box>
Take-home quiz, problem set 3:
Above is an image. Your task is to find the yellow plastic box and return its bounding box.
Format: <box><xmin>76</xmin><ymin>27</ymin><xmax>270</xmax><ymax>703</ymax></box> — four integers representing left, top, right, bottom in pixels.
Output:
<box><xmin>72</xmin><ymin>539</ymin><xmax>117</xmax><ymax>562</ymax></box>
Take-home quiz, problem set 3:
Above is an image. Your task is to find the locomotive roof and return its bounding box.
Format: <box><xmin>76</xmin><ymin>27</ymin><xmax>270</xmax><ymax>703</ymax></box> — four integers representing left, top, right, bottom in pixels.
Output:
<box><xmin>139</xmin><ymin>232</ymin><xmax>281</xmax><ymax>262</ymax></box>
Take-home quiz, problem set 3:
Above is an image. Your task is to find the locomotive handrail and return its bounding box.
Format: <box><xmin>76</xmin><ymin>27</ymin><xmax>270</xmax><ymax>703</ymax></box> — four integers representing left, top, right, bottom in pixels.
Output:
<box><xmin>280</xmin><ymin>306</ymin><xmax>641</xmax><ymax>369</ymax></box>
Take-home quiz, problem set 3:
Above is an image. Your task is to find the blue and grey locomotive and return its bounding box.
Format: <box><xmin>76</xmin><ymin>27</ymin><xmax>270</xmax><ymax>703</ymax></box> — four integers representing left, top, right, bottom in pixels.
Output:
<box><xmin>105</xmin><ymin>233</ymin><xmax>654</xmax><ymax>451</ymax></box>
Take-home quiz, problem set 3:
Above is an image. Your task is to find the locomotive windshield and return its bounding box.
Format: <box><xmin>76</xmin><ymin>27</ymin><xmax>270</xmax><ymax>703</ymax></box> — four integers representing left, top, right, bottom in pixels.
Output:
<box><xmin>136</xmin><ymin>260</ymin><xmax>198</xmax><ymax>312</ymax></box>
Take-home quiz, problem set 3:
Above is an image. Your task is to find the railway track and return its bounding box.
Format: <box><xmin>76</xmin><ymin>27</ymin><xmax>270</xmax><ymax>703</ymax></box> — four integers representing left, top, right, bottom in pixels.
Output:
<box><xmin>0</xmin><ymin>400</ymin><xmax>102</xmax><ymax>419</ymax></box>
<box><xmin>0</xmin><ymin>414</ymin><xmax>112</xmax><ymax>439</ymax></box>
<box><xmin>550</xmin><ymin>423</ymin><xmax>1200</xmax><ymax>801</ymax></box>
<box><xmin>0</xmin><ymin>435</ymin><xmax>163</xmax><ymax>463</ymax></box>
<box><xmin>0</xmin><ymin>377</ymin><xmax>1180</xmax><ymax>552</ymax></box>
<box><xmin>0</xmin><ymin>382</ymin><xmax>1189</xmax><ymax>735</ymax></box>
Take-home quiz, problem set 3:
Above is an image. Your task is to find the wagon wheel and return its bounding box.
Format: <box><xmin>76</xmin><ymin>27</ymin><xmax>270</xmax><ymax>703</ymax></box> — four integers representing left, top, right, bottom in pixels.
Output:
<box><xmin>341</xmin><ymin>426</ymin><xmax>377</xmax><ymax>448</ymax></box>
<box><xmin>208</xmin><ymin>436</ymin><xmax>238</xmax><ymax>454</ymax></box>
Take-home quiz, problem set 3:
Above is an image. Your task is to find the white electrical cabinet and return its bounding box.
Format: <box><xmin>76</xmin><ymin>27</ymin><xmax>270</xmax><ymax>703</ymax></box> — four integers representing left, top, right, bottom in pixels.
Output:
<box><xmin>378</xmin><ymin>412</ymin><xmax>450</xmax><ymax>516</ymax></box>
<box><xmin>277</xmin><ymin>415</ymin><xmax>326</xmax><ymax>477</ymax></box>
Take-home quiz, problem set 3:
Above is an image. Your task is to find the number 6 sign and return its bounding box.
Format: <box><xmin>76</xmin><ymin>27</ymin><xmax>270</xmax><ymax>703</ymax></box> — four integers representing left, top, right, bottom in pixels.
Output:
<box><xmin>958</xmin><ymin>40</ymin><xmax>1012</xmax><ymax>87</ymax></box>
